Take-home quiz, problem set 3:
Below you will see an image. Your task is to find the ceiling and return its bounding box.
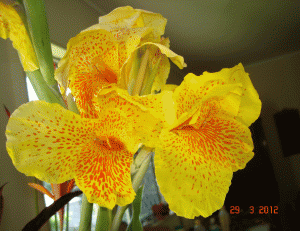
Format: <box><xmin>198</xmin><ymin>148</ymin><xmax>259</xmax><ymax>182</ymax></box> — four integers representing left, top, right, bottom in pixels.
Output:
<box><xmin>86</xmin><ymin>0</ymin><xmax>300</xmax><ymax>82</ymax></box>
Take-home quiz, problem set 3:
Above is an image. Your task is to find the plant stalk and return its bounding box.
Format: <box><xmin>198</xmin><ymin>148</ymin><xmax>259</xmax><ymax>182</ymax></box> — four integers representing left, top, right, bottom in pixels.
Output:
<box><xmin>95</xmin><ymin>206</ymin><xmax>112</xmax><ymax>231</ymax></box>
<box><xmin>78</xmin><ymin>194</ymin><xmax>93</xmax><ymax>231</ymax></box>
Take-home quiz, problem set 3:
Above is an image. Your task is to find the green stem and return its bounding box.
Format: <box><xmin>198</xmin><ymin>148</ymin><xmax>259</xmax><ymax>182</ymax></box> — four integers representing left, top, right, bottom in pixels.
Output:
<box><xmin>26</xmin><ymin>70</ymin><xmax>66</xmax><ymax>107</ymax></box>
<box><xmin>131</xmin><ymin>50</ymin><xmax>150</xmax><ymax>96</ymax></box>
<box><xmin>110</xmin><ymin>206</ymin><xmax>128</xmax><ymax>231</ymax></box>
<box><xmin>23</xmin><ymin>0</ymin><xmax>57</xmax><ymax>88</ymax></box>
<box><xmin>132</xmin><ymin>153</ymin><xmax>152</xmax><ymax>193</ymax></box>
<box><xmin>54</xmin><ymin>213</ymin><xmax>58</xmax><ymax>231</ymax></box>
<box><xmin>151</xmin><ymin>154</ymin><xmax>162</xmax><ymax>203</ymax></box>
<box><xmin>78</xmin><ymin>194</ymin><xmax>93</xmax><ymax>231</ymax></box>
<box><xmin>66</xmin><ymin>202</ymin><xmax>69</xmax><ymax>231</ymax></box>
<box><xmin>127</xmin><ymin>51</ymin><xmax>141</xmax><ymax>95</ymax></box>
<box><xmin>140</xmin><ymin>56</ymin><xmax>162</xmax><ymax>96</ymax></box>
<box><xmin>95</xmin><ymin>206</ymin><xmax>112</xmax><ymax>231</ymax></box>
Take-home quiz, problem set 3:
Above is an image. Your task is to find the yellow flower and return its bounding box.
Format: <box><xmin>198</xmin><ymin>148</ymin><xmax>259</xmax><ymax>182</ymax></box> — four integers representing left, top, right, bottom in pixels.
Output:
<box><xmin>6</xmin><ymin>89</ymin><xmax>162</xmax><ymax>209</ymax></box>
<box><xmin>54</xmin><ymin>6</ymin><xmax>186</xmax><ymax>118</ymax></box>
<box><xmin>154</xmin><ymin>63</ymin><xmax>262</xmax><ymax>219</ymax></box>
<box><xmin>0</xmin><ymin>1</ymin><xmax>38</xmax><ymax>71</ymax></box>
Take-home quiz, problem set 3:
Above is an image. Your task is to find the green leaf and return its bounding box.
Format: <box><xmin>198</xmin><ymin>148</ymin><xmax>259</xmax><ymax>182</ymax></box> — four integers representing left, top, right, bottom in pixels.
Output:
<box><xmin>22</xmin><ymin>190</ymin><xmax>82</xmax><ymax>231</ymax></box>
<box><xmin>23</xmin><ymin>0</ymin><xmax>58</xmax><ymax>91</ymax></box>
<box><xmin>126</xmin><ymin>185</ymin><xmax>144</xmax><ymax>231</ymax></box>
<box><xmin>0</xmin><ymin>183</ymin><xmax>8</xmax><ymax>226</ymax></box>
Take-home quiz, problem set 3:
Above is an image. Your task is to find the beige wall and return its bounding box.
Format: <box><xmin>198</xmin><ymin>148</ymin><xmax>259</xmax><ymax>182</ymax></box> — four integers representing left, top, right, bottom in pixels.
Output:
<box><xmin>0</xmin><ymin>1</ymin><xmax>100</xmax><ymax>230</ymax></box>
<box><xmin>244</xmin><ymin>51</ymin><xmax>300</xmax><ymax>201</ymax></box>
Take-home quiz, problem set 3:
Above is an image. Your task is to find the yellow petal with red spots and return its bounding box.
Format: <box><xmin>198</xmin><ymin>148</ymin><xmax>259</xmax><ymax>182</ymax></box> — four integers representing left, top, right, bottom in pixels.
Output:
<box><xmin>130</xmin><ymin>89</ymin><xmax>177</xmax><ymax>127</ymax></box>
<box><xmin>55</xmin><ymin>27</ymin><xmax>153</xmax><ymax>118</ymax></box>
<box><xmin>96</xmin><ymin>6</ymin><xmax>167</xmax><ymax>39</ymax></box>
<box><xmin>155</xmin><ymin>98</ymin><xmax>254</xmax><ymax>219</ymax></box>
<box><xmin>55</xmin><ymin>29</ymin><xmax>119</xmax><ymax>118</ymax></box>
<box><xmin>93</xmin><ymin>87</ymin><xmax>164</xmax><ymax>149</ymax></box>
<box><xmin>0</xmin><ymin>2</ymin><xmax>38</xmax><ymax>71</ymax></box>
<box><xmin>5</xmin><ymin>100</ymin><xmax>143</xmax><ymax>208</ymax></box>
<box><xmin>208</xmin><ymin>63</ymin><xmax>261</xmax><ymax>127</ymax></box>
<box><xmin>120</xmin><ymin>42</ymin><xmax>186</xmax><ymax>93</ymax></box>
<box><xmin>119</xmin><ymin>88</ymin><xmax>177</xmax><ymax>146</ymax></box>
<box><xmin>6</xmin><ymin>101</ymin><xmax>91</xmax><ymax>183</ymax></box>
<box><xmin>173</xmin><ymin>64</ymin><xmax>261</xmax><ymax>127</ymax></box>
<box><xmin>74</xmin><ymin>136</ymin><xmax>135</xmax><ymax>208</ymax></box>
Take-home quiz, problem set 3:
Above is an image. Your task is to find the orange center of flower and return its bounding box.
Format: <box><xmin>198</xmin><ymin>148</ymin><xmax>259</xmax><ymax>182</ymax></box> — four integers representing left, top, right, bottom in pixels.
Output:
<box><xmin>94</xmin><ymin>136</ymin><xmax>124</xmax><ymax>151</ymax></box>
<box><xmin>170</xmin><ymin>117</ymin><xmax>193</xmax><ymax>133</ymax></box>
<box><xmin>72</xmin><ymin>58</ymin><xmax>118</xmax><ymax>118</ymax></box>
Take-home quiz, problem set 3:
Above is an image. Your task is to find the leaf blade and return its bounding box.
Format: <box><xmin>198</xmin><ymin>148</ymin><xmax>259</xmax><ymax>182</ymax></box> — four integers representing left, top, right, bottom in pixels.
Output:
<box><xmin>22</xmin><ymin>190</ymin><xmax>82</xmax><ymax>231</ymax></box>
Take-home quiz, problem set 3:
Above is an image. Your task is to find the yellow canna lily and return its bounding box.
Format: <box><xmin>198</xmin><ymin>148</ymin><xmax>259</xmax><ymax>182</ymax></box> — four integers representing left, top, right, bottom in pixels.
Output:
<box><xmin>54</xmin><ymin>6</ymin><xmax>186</xmax><ymax>118</ymax></box>
<box><xmin>0</xmin><ymin>1</ymin><xmax>38</xmax><ymax>71</ymax></box>
<box><xmin>154</xmin><ymin>63</ymin><xmax>262</xmax><ymax>219</ymax></box>
<box><xmin>6</xmin><ymin>88</ymin><xmax>162</xmax><ymax>209</ymax></box>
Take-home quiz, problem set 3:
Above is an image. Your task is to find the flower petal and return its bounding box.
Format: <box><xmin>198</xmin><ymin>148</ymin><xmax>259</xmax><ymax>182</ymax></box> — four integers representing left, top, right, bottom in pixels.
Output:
<box><xmin>55</xmin><ymin>27</ymin><xmax>153</xmax><ymax>118</ymax></box>
<box><xmin>93</xmin><ymin>87</ymin><xmax>163</xmax><ymax>149</ymax></box>
<box><xmin>28</xmin><ymin>183</ymin><xmax>54</xmax><ymax>200</ymax></box>
<box><xmin>67</xmin><ymin>179</ymin><xmax>75</xmax><ymax>193</ymax></box>
<box><xmin>173</xmin><ymin>64</ymin><xmax>261</xmax><ymax>127</ymax></box>
<box><xmin>6</xmin><ymin>100</ymin><xmax>139</xmax><ymax>208</ymax></box>
<box><xmin>155</xmin><ymin>98</ymin><xmax>254</xmax><ymax>219</ymax></box>
<box><xmin>74</xmin><ymin>138</ymin><xmax>135</xmax><ymax>208</ymax></box>
<box><xmin>96</xmin><ymin>6</ymin><xmax>167</xmax><ymax>38</ymax></box>
<box><xmin>55</xmin><ymin>29</ymin><xmax>119</xmax><ymax>118</ymax></box>
<box><xmin>5</xmin><ymin>101</ymin><xmax>92</xmax><ymax>183</ymax></box>
<box><xmin>129</xmin><ymin>90</ymin><xmax>177</xmax><ymax>146</ymax></box>
<box><xmin>0</xmin><ymin>2</ymin><xmax>38</xmax><ymax>71</ymax></box>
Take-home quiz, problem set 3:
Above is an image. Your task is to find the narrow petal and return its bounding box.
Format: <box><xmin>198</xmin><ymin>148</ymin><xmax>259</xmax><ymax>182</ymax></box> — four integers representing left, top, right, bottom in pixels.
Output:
<box><xmin>28</xmin><ymin>183</ymin><xmax>54</xmax><ymax>200</ymax></box>
<box><xmin>155</xmin><ymin>98</ymin><xmax>254</xmax><ymax>219</ymax></box>
<box><xmin>5</xmin><ymin>101</ymin><xmax>93</xmax><ymax>183</ymax></box>
<box><xmin>0</xmin><ymin>2</ymin><xmax>38</xmax><ymax>71</ymax></box>
<box><xmin>67</xmin><ymin>179</ymin><xmax>75</xmax><ymax>193</ymax></box>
